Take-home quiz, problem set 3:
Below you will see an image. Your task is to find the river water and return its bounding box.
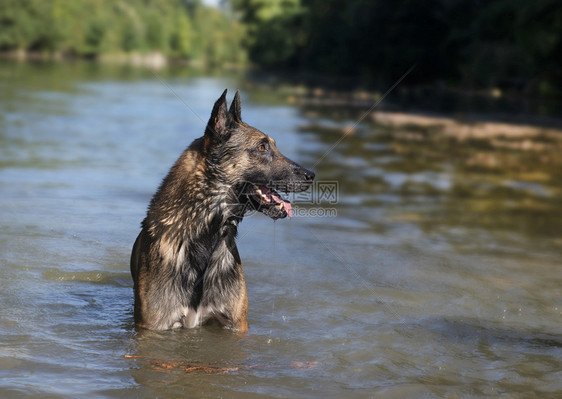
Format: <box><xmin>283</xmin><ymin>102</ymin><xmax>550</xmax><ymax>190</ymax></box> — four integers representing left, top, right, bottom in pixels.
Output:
<box><xmin>1</xmin><ymin>61</ymin><xmax>561</xmax><ymax>398</ymax></box>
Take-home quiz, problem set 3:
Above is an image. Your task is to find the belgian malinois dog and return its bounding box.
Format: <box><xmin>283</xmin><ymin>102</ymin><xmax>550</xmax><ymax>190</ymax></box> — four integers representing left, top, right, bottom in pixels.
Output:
<box><xmin>130</xmin><ymin>89</ymin><xmax>314</xmax><ymax>331</ymax></box>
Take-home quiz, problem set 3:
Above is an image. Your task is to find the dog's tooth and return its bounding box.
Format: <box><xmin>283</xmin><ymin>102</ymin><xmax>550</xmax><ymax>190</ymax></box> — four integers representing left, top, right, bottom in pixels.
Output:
<box><xmin>277</xmin><ymin>203</ymin><xmax>283</xmax><ymax>210</ymax></box>
<box><xmin>256</xmin><ymin>188</ymin><xmax>262</xmax><ymax>195</ymax></box>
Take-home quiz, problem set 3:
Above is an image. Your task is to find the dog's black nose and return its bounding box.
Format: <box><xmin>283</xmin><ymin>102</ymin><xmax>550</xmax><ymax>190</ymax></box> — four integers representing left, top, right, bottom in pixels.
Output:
<box><xmin>303</xmin><ymin>169</ymin><xmax>315</xmax><ymax>182</ymax></box>
<box><xmin>292</xmin><ymin>164</ymin><xmax>315</xmax><ymax>183</ymax></box>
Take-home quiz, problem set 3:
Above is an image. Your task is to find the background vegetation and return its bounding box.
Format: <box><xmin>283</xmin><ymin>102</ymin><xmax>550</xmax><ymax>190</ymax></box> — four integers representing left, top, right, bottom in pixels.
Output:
<box><xmin>0</xmin><ymin>0</ymin><xmax>246</xmax><ymax>65</ymax></box>
<box><xmin>1</xmin><ymin>0</ymin><xmax>560</xmax><ymax>96</ymax></box>
<box><xmin>232</xmin><ymin>0</ymin><xmax>562</xmax><ymax>96</ymax></box>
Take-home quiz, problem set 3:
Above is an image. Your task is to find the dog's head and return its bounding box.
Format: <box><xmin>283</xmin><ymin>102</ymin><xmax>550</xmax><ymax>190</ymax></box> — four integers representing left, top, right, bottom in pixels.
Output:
<box><xmin>203</xmin><ymin>89</ymin><xmax>315</xmax><ymax>220</ymax></box>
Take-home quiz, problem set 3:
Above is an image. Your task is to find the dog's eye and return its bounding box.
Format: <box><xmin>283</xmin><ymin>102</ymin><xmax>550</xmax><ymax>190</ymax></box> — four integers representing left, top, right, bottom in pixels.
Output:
<box><xmin>257</xmin><ymin>144</ymin><xmax>267</xmax><ymax>152</ymax></box>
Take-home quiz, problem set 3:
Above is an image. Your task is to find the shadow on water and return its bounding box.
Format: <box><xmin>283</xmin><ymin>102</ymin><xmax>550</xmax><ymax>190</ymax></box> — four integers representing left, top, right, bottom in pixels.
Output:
<box><xmin>127</xmin><ymin>327</ymin><xmax>249</xmax><ymax>384</ymax></box>
<box><xmin>124</xmin><ymin>326</ymin><xmax>321</xmax><ymax>398</ymax></box>
<box><xmin>412</xmin><ymin>317</ymin><xmax>562</xmax><ymax>349</ymax></box>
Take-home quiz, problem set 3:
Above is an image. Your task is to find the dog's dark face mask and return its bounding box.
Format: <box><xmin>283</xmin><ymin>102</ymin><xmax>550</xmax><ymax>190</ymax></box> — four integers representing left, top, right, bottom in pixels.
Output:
<box><xmin>203</xmin><ymin>90</ymin><xmax>315</xmax><ymax>220</ymax></box>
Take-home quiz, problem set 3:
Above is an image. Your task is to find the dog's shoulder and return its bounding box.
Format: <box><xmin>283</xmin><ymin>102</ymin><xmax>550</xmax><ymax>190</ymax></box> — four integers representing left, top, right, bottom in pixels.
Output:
<box><xmin>176</xmin><ymin>137</ymin><xmax>205</xmax><ymax>171</ymax></box>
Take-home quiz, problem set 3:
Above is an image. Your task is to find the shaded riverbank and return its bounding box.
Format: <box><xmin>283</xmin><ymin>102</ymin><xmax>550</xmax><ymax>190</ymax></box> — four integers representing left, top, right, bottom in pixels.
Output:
<box><xmin>0</xmin><ymin>50</ymin><xmax>169</xmax><ymax>69</ymax></box>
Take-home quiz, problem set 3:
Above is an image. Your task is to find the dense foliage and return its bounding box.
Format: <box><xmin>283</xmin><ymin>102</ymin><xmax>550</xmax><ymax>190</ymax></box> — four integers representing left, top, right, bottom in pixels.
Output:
<box><xmin>231</xmin><ymin>0</ymin><xmax>562</xmax><ymax>94</ymax></box>
<box><xmin>0</xmin><ymin>0</ymin><xmax>246</xmax><ymax>65</ymax></box>
<box><xmin>1</xmin><ymin>0</ymin><xmax>560</xmax><ymax>95</ymax></box>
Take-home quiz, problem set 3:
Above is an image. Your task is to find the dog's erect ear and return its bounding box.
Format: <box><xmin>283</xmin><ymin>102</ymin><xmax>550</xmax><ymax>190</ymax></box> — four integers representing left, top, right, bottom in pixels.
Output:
<box><xmin>229</xmin><ymin>89</ymin><xmax>242</xmax><ymax>123</ymax></box>
<box><xmin>205</xmin><ymin>89</ymin><xmax>233</xmax><ymax>144</ymax></box>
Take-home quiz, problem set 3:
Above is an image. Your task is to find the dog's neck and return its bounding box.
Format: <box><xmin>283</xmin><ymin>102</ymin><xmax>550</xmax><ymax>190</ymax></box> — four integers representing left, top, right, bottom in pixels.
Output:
<box><xmin>143</xmin><ymin>160</ymin><xmax>245</xmax><ymax>273</ymax></box>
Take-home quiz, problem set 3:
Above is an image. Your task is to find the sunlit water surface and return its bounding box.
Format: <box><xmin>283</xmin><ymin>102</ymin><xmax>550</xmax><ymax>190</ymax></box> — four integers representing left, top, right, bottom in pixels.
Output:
<box><xmin>1</xmin><ymin>61</ymin><xmax>561</xmax><ymax>398</ymax></box>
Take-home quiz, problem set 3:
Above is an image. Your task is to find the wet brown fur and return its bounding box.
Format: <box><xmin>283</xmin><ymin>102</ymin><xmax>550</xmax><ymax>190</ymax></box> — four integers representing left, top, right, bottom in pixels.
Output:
<box><xmin>130</xmin><ymin>90</ymin><xmax>314</xmax><ymax>331</ymax></box>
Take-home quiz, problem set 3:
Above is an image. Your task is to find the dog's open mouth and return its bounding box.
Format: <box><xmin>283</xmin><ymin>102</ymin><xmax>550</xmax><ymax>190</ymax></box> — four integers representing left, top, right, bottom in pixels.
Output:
<box><xmin>250</xmin><ymin>184</ymin><xmax>292</xmax><ymax>219</ymax></box>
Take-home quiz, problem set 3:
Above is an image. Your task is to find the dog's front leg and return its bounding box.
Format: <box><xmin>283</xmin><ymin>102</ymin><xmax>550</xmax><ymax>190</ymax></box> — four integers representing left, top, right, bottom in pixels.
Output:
<box><xmin>203</xmin><ymin>239</ymin><xmax>249</xmax><ymax>332</ymax></box>
<box><xmin>231</xmin><ymin>275</ymin><xmax>248</xmax><ymax>332</ymax></box>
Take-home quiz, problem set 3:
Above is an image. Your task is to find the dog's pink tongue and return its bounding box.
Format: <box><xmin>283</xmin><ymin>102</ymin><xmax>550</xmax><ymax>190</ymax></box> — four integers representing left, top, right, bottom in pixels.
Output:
<box><xmin>269</xmin><ymin>190</ymin><xmax>293</xmax><ymax>218</ymax></box>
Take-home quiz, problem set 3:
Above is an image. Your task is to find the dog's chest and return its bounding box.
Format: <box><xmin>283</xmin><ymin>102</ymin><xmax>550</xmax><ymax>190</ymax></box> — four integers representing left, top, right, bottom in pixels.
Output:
<box><xmin>175</xmin><ymin>306</ymin><xmax>212</xmax><ymax>329</ymax></box>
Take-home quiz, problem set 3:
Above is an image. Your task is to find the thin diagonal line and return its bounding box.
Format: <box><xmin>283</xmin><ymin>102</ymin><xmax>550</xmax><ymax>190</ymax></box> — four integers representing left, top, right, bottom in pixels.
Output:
<box><xmin>150</xmin><ymin>69</ymin><xmax>207</xmax><ymax>126</ymax></box>
<box><xmin>147</xmin><ymin>68</ymin><xmax>408</xmax><ymax>321</ymax></box>
<box><xmin>309</xmin><ymin>229</ymin><xmax>404</xmax><ymax>323</ymax></box>
<box><xmin>313</xmin><ymin>63</ymin><xmax>417</xmax><ymax>168</ymax></box>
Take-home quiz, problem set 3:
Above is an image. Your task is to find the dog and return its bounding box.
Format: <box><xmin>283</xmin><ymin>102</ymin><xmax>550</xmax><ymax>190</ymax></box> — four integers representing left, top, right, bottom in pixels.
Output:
<box><xmin>130</xmin><ymin>89</ymin><xmax>315</xmax><ymax>331</ymax></box>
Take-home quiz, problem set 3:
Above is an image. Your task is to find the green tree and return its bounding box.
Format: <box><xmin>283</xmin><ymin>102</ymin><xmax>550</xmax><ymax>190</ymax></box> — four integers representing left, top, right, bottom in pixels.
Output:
<box><xmin>231</xmin><ymin>0</ymin><xmax>562</xmax><ymax>95</ymax></box>
<box><xmin>0</xmin><ymin>0</ymin><xmax>247</xmax><ymax>65</ymax></box>
<box><xmin>169</xmin><ymin>12</ymin><xmax>192</xmax><ymax>57</ymax></box>
<box><xmin>231</xmin><ymin>0</ymin><xmax>303</xmax><ymax>66</ymax></box>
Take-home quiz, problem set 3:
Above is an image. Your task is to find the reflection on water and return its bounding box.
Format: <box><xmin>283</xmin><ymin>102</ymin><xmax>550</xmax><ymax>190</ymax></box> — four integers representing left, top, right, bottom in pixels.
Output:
<box><xmin>0</xmin><ymin>61</ymin><xmax>561</xmax><ymax>398</ymax></box>
<box><xmin>300</xmin><ymin>113</ymin><xmax>562</xmax><ymax>254</ymax></box>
